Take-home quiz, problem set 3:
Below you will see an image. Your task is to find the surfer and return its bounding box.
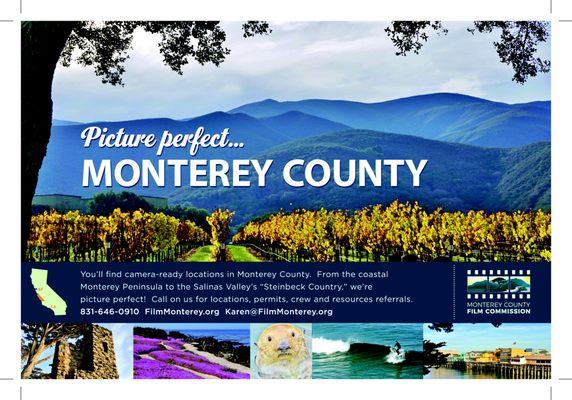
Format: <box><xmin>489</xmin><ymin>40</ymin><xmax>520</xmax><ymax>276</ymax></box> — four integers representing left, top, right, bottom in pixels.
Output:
<box><xmin>393</xmin><ymin>340</ymin><xmax>402</xmax><ymax>355</ymax></box>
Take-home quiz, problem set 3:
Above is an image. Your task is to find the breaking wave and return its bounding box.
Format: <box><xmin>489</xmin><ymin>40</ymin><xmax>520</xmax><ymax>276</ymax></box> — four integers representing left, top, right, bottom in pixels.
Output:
<box><xmin>385</xmin><ymin>347</ymin><xmax>406</xmax><ymax>364</ymax></box>
<box><xmin>312</xmin><ymin>337</ymin><xmax>351</xmax><ymax>354</ymax></box>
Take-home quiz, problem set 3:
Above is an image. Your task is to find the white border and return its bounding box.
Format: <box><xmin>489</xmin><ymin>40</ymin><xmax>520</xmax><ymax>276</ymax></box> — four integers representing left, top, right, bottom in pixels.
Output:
<box><xmin>1</xmin><ymin>0</ymin><xmax>572</xmax><ymax>399</ymax></box>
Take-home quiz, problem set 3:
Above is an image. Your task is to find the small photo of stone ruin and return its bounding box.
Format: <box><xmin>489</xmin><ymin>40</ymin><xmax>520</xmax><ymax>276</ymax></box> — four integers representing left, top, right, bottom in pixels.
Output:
<box><xmin>21</xmin><ymin>323</ymin><xmax>132</xmax><ymax>379</ymax></box>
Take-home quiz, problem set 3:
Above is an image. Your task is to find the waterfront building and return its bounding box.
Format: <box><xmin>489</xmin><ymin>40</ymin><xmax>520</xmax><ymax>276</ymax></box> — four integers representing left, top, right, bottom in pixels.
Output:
<box><xmin>467</xmin><ymin>351</ymin><xmax>484</xmax><ymax>362</ymax></box>
<box><xmin>497</xmin><ymin>348</ymin><xmax>529</xmax><ymax>363</ymax></box>
<box><xmin>476</xmin><ymin>352</ymin><xmax>497</xmax><ymax>363</ymax></box>
<box><xmin>525</xmin><ymin>354</ymin><xmax>551</xmax><ymax>366</ymax></box>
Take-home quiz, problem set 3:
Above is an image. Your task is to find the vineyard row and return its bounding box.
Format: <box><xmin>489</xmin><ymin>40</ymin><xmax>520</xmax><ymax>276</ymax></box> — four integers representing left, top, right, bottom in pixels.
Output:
<box><xmin>26</xmin><ymin>209</ymin><xmax>209</xmax><ymax>262</ymax></box>
<box><xmin>232</xmin><ymin>201</ymin><xmax>551</xmax><ymax>262</ymax></box>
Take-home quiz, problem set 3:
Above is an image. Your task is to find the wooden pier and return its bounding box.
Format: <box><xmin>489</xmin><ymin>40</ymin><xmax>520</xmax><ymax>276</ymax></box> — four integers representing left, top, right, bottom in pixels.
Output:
<box><xmin>445</xmin><ymin>361</ymin><xmax>551</xmax><ymax>379</ymax></box>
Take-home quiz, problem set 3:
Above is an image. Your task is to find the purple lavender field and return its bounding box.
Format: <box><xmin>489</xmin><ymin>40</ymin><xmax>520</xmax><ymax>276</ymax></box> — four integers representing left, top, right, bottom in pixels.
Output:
<box><xmin>133</xmin><ymin>332</ymin><xmax>250</xmax><ymax>379</ymax></box>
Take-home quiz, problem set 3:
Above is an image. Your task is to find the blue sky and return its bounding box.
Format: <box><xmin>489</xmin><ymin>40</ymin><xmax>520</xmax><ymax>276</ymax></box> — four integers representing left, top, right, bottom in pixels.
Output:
<box><xmin>423</xmin><ymin>323</ymin><xmax>551</xmax><ymax>352</ymax></box>
<box><xmin>103</xmin><ymin>323</ymin><xmax>133</xmax><ymax>379</ymax></box>
<box><xmin>52</xmin><ymin>21</ymin><xmax>551</xmax><ymax>122</ymax></box>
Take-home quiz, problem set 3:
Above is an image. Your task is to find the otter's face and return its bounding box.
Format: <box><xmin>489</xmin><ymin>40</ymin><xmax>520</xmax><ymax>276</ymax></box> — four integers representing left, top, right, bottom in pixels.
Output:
<box><xmin>257</xmin><ymin>324</ymin><xmax>306</xmax><ymax>361</ymax></box>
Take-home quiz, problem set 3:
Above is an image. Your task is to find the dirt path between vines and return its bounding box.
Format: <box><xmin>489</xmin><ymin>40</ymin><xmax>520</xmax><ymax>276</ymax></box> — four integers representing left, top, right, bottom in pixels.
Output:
<box><xmin>176</xmin><ymin>247</ymin><xmax>198</xmax><ymax>261</ymax></box>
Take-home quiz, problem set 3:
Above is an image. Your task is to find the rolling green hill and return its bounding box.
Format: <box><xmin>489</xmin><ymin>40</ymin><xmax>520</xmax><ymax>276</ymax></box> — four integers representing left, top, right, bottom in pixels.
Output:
<box><xmin>170</xmin><ymin>130</ymin><xmax>550</xmax><ymax>226</ymax></box>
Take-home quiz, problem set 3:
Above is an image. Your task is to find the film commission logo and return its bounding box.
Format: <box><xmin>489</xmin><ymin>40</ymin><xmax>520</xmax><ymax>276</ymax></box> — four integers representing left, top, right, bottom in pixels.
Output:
<box><xmin>466</xmin><ymin>269</ymin><xmax>532</xmax><ymax>315</ymax></box>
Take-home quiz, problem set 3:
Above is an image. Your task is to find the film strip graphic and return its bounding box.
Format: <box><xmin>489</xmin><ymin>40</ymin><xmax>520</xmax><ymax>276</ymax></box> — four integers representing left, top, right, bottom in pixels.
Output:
<box><xmin>466</xmin><ymin>269</ymin><xmax>531</xmax><ymax>300</ymax></box>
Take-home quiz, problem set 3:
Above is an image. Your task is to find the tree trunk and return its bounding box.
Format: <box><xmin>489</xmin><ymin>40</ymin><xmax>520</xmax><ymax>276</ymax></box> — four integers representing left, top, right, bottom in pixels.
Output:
<box><xmin>21</xmin><ymin>22</ymin><xmax>76</xmax><ymax>258</ymax></box>
<box><xmin>21</xmin><ymin>341</ymin><xmax>48</xmax><ymax>379</ymax></box>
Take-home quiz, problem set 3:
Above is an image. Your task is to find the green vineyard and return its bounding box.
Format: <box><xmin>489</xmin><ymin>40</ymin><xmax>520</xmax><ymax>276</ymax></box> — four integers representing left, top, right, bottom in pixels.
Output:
<box><xmin>26</xmin><ymin>201</ymin><xmax>551</xmax><ymax>263</ymax></box>
<box><xmin>232</xmin><ymin>201</ymin><xmax>551</xmax><ymax>262</ymax></box>
<box><xmin>26</xmin><ymin>209</ymin><xmax>208</xmax><ymax>262</ymax></box>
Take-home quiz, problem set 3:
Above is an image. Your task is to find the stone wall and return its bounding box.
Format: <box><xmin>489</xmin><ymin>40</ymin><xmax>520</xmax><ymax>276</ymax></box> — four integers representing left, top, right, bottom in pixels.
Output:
<box><xmin>51</xmin><ymin>339</ymin><xmax>72</xmax><ymax>379</ymax></box>
<box><xmin>51</xmin><ymin>324</ymin><xmax>119</xmax><ymax>379</ymax></box>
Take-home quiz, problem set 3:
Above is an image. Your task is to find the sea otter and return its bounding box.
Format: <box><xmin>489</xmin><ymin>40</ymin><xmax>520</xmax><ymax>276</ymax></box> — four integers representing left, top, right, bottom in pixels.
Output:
<box><xmin>255</xmin><ymin>324</ymin><xmax>311</xmax><ymax>379</ymax></box>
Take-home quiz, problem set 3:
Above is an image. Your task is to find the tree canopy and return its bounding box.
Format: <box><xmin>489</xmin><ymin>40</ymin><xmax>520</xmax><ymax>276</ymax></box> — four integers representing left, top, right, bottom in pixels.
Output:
<box><xmin>385</xmin><ymin>21</ymin><xmax>550</xmax><ymax>83</ymax></box>
<box><xmin>21</xmin><ymin>21</ymin><xmax>271</xmax><ymax>255</ymax></box>
<box><xmin>57</xmin><ymin>21</ymin><xmax>272</xmax><ymax>86</ymax></box>
<box><xmin>88</xmin><ymin>191</ymin><xmax>154</xmax><ymax>214</ymax></box>
<box><xmin>21</xmin><ymin>323</ymin><xmax>89</xmax><ymax>379</ymax></box>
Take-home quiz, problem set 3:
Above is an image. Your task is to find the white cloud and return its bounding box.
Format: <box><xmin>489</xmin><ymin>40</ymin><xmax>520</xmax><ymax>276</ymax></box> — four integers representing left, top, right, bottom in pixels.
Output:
<box><xmin>438</xmin><ymin>77</ymin><xmax>485</xmax><ymax>97</ymax></box>
<box><xmin>52</xmin><ymin>21</ymin><xmax>550</xmax><ymax>122</ymax></box>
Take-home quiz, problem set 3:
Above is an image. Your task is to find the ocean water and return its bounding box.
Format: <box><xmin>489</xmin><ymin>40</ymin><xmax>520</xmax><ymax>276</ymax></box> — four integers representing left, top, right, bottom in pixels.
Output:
<box><xmin>179</xmin><ymin>329</ymin><xmax>250</xmax><ymax>346</ymax></box>
<box><xmin>312</xmin><ymin>323</ymin><xmax>424</xmax><ymax>379</ymax></box>
<box><xmin>426</xmin><ymin>368</ymin><xmax>498</xmax><ymax>379</ymax></box>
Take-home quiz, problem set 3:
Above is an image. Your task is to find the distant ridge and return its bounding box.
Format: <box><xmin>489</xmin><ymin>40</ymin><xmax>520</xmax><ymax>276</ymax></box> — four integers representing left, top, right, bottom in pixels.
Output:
<box><xmin>170</xmin><ymin>129</ymin><xmax>550</xmax><ymax>225</ymax></box>
<box><xmin>259</xmin><ymin>111</ymin><xmax>351</xmax><ymax>140</ymax></box>
<box><xmin>52</xmin><ymin>118</ymin><xmax>83</xmax><ymax>126</ymax></box>
<box><xmin>38</xmin><ymin>92</ymin><xmax>550</xmax><ymax>221</ymax></box>
<box><xmin>38</xmin><ymin>109</ymin><xmax>353</xmax><ymax>197</ymax></box>
<box><xmin>229</xmin><ymin>92</ymin><xmax>550</xmax><ymax>148</ymax></box>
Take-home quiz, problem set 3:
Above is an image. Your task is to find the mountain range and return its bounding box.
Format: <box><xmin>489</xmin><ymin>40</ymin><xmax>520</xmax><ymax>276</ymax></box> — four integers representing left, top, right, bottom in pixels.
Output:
<box><xmin>230</xmin><ymin>93</ymin><xmax>550</xmax><ymax>148</ymax></box>
<box><xmin>169</xmin><ymin>130</ymin><xmax>550</xmax><ymax>225</ymax></box>
<box><xmin>37</xmin><ymin>92</ymin><xmax>551</xmax><ymax>222</ymax></box>
<box><xmin>37</xmin><ymin>109</ymin><xmax>347</xmax><ymax>196</ymax></box>
<box><xmin>52</xmin><ymin>119</ymin><xmax>83</xmax><ymax>126</ymax></box>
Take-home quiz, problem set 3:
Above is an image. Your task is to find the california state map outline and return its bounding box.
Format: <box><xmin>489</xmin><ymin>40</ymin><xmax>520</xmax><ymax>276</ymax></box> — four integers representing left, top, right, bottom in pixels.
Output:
<box><xmin>30</xmin><ymin>268</ymin><xmax>68</xmax><ymax>316</ymax></box>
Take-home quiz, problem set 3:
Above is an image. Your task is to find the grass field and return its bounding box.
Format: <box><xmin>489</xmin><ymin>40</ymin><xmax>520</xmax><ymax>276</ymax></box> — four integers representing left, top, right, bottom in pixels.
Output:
<box><xmin>227</xmin><ymin>245</ymin><xmax>262</xmax><ymax>262</ymax></box>
<box><xmin>186</xmin><ymin>245</ymin><xmax>214</xmax><ymax>262</ymax></box>
<box><xmin>185</xmin><ymin>245</ymin><xmax>262</xmax><ymax>262</ymax></box>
